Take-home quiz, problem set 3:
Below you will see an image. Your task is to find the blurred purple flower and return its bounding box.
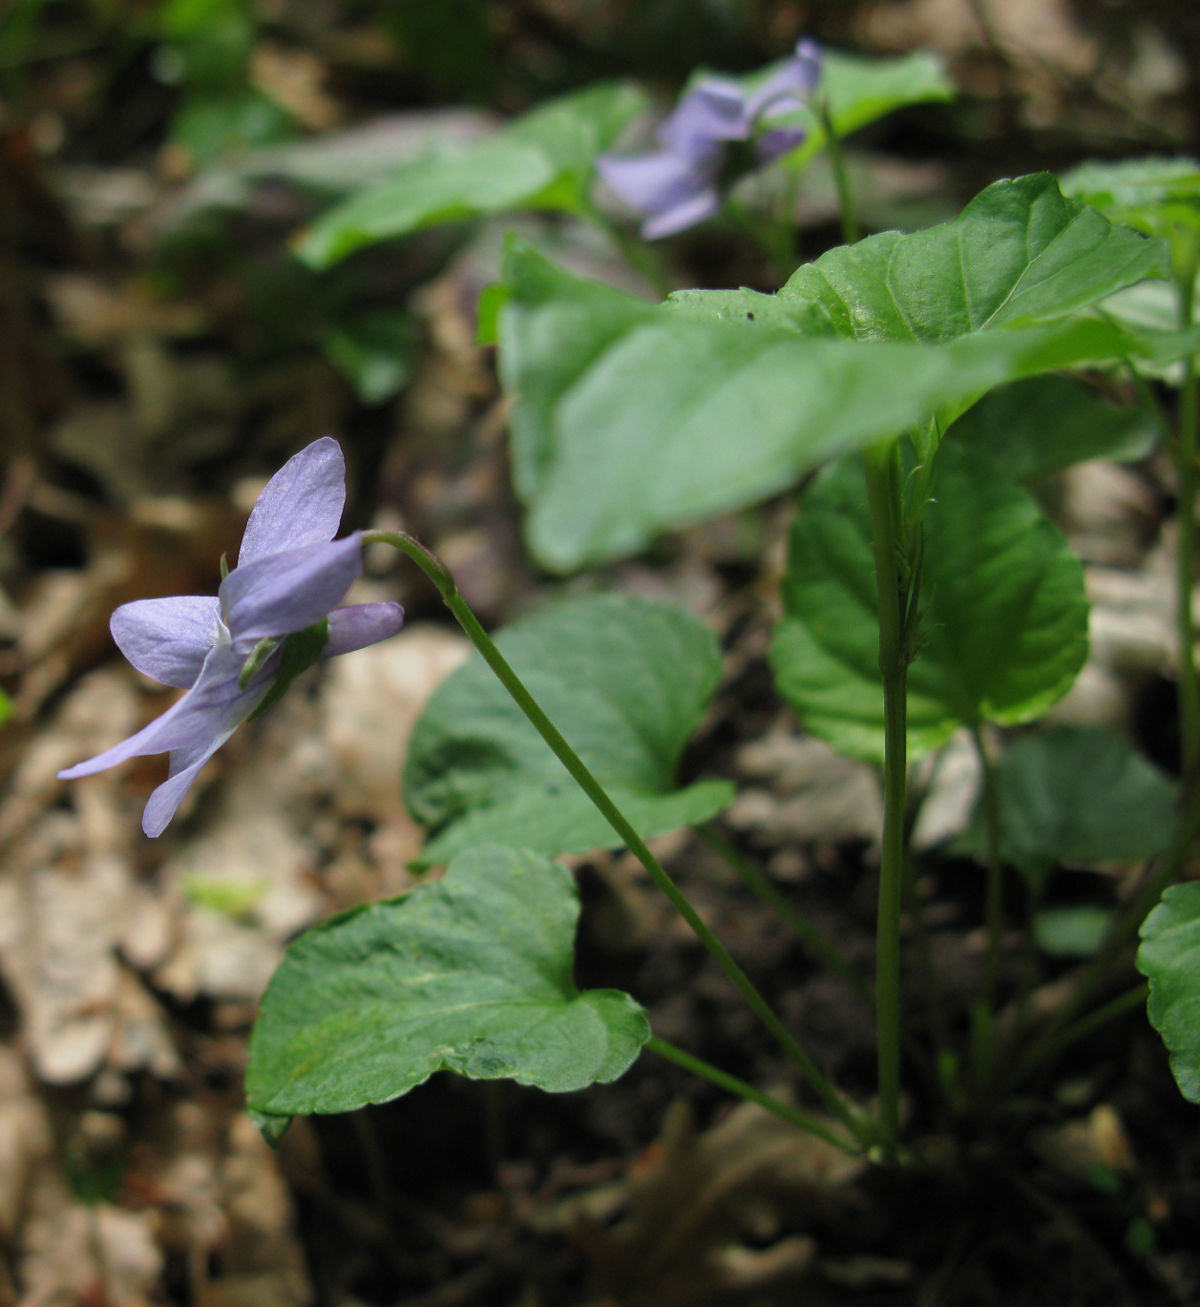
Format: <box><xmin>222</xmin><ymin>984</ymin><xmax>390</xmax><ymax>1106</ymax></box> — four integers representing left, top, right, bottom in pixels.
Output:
<box><xmin>58</xmin><ymin>437</ymin><xmax>405</xmax><ymax>836</ymax></box>
<box><xmin>596</xmin><ymin>39</ymin><xmax>821</xmax><ymax>239</ymax></box>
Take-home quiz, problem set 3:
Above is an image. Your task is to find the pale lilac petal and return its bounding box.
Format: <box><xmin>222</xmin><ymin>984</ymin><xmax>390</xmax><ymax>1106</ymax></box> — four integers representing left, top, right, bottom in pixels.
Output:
<box><xmin>641</xmin><ymin>185</ymin><xmax>722</xmax><ymax>239</ymax></box>
<box><xmin>238</xmin><ymin>437</ymin><xmax>347</xmax><ymax>566</ymax></box>
<box><xmin>57</xmin><ymin>643</ymin><xmax>263</xmax><ymax>780</ymax></box>
<box><xmin>658</xmin><ymin>78</ymin><xmax>746</xmax><ymax>157</ymax></box>
<box><xmin>745</xmin><ymin>39</ymin><xmax>821</xmax><ymax>122</ymax></box>
<box><xmin>324</xmin><ymin>602</ymin><xmax>406</xmax><ymax>657</ymax></box>
<box><xmin>141</xmin><ymin>724</ymin><xmax>244</xmax><ymax>837</ymax></box>
<box><xmin>755</xmin><ymin>125</ymin><xmax>808</xmax><ymax>164</ymax></box>
<box><xmin>220</xmin><ymin>533</ymin><xmax>363</xmax><ymax>649</ymax></box>
<box><xmin>110</xmin><ymin>596</ymin><xmax>221</xmax><ymax>688</ymax></box>
<box><xmin>597</xmin><ymin>149</ymin><xmax>711</xmax><ymax>217</ymax></box>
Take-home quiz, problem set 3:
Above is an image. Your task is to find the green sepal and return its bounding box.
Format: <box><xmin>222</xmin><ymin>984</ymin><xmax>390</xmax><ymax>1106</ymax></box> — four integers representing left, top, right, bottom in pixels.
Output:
<box><xmin>249</xmin><ymin>618</ymin><xmax>330</xmax><ymax>719</ymax></box>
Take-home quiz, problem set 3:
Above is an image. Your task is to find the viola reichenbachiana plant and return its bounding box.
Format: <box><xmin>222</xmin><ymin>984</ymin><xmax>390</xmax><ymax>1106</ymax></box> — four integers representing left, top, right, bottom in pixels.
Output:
<box><xmin>58</xmin><ymin>43</ymin><xmax>1200</xmax><ymax>1158</ymax></box>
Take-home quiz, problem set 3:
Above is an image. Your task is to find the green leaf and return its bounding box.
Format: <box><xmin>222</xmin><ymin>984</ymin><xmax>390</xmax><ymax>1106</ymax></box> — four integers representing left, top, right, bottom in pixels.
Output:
<box><xmin>1061</xmin><ymin>157</ymin><xmax>1200</xmax><ymax>245</ymax></box>
<box><xmin>948</xmin><ymin>375</ymin><xmax>1157</xmax><ymax>482</ymax></box>
<box><xmin>781</xmin><ymin>48</ymin><xmax>955</xmax><ymax>172</ymax></box>
<box><xmin>246</xmin><ymin>845</ymin><xmax>650</xmax><ymax>1118</ymax></box>
<box><xmin>958</xmin><ymin>726</ymin><xmax>1177</xmax><ymax>882</ymax></box>
<box><xmin>769</xmin><ymin>444</ymin><xmax>1089</xmax><ymax>763</ymax></box>
<box><xmin>296</xmin><ymin>82</ymin><xmax>647</xmax><ymax>267</ymax></box>
<box><xmin>499</xmin><ymin>176</ymin><xmax>1175</xmax><ymax>572</ymax></box>
<box><xmin>404</xmin><ymin>594</ymin><xmax>731</xmax><ymax>867</ymax></box>
<box><xmin>1137</xmin><ymin>881</ymin><xmax>1200</xmax><ymax>1103</ymax></box>
<box><xmin>780</xmin><ymin>173</ymin><xmax>1169</xmax><ymax>342</ymax></box>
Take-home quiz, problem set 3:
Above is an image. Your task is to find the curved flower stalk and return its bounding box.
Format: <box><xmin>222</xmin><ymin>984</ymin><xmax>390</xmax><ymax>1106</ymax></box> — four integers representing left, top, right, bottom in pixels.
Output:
<box><xmin>58</xmin><ymin>438</ymin><xmax>405</xmax><ymax>836</ymax></box>
<box><xmin>595</xmin><ymin>39</ymin><xmax>821</xmax><ymax>239</ymax></box>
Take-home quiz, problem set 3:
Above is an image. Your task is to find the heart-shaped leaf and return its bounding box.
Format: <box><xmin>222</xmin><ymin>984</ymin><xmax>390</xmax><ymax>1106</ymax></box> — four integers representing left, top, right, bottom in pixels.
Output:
<box><xmin>769</xmin><ymin>443</ymin><xmax>1088</xmax><ymax>762</ymax></box>
<box><xmin>246</xmin><ymin>845</ymin><xmax>650</xmax><ymax>1122</ymax></box>
<box><xmin>957</xmin><ymin>726</ymin><xmax>1177</xmax><ymax>884</ymax></box>
<box><xmin>499</xmin><ymin>176</ymin><xmax>1177</xmax><ymax>572</ymax></box>
<box><xmin>1137</xmin><ymin>881</ymin><xmax>1200</xmax><ymax>1103</ymax></box>
<box><xmin>297</xmin><ymin>81</ymin><xmax>647</xmax><ymax>267</ymax></box>
<box><xmin>405</xmin><ymin>594</ymin><xmax>731</xmax><ymax>866</ymax></box>
<box><xmin>781</xmin><ymin>172</ymin><xmax>1168</xmax><ymax>341</ymax></box>
<box><xmin>947</xmin><ymin>375</ymin><xmax>1157</xmax><ymax>482</ymax></box>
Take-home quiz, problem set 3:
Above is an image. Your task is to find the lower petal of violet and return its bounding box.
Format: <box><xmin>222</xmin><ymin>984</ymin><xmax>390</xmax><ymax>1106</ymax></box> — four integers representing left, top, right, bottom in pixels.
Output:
<box><xmin>57</xmin><ymin>642</ymin><xmax>270</xmax><ymax>783</ymax></box>
<box><xmin>596</xmin><ymin>150</ymin><xmax>711</xmax><ymax>221</ymax></box>
<box><xmin>642</xmin><ymin>184</ymin><xmax>722</xmax><ymax>239</ymax></box>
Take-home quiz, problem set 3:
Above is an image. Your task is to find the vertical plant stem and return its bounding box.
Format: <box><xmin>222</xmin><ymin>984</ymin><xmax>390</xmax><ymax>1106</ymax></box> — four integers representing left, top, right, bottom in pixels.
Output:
<box><xmin>369</xmin><ymin>530</ymin><xmax>869</xmax><ymax>1144</ymax></box>
<box><xmin>646</xmin><ymin>1037</ymin><xmax>860</xmax><ymax>1154</ymax></box>
<box><xmin>1175</xmin><ymin>259</ymin><xmax>1200</xmax><ymax>784</ymax></box>
<box><xmin>819</xmin><ymin>98</ymin><xmax>859</xmax><ymax>245</ymax></box>
<box><xmin>862</xmin><ymin>444</ymin><xmax>909</xmax><ymax>1155</ymax></box>
<box><xmin>968</xmin><ymin>724</ymin><xmax>1004</xmax><ymax>1083</ymax></box>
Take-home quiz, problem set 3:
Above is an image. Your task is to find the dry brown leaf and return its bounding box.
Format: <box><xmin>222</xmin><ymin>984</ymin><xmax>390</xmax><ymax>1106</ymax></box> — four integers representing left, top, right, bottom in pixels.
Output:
<box><xmin>573</xmin><ymin>1099</ymin><xmax>866</xmax><ymax>1307</ymax></box>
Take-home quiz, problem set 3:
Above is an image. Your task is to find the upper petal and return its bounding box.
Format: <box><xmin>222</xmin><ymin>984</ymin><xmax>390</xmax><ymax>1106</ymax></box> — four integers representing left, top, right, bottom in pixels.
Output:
<box><xmin>658</xmin><ymin>78</ymin><xmax>747</xmax><ymax>156</ymax></box>
<box><xmin>238</xmin><ymin>437</ymin><xmax>348</xmax><ymax>566</ymax></box>
<box><xmin>220</xmin><ymin>533</ymin><xmax>363</xmax><ymax>650</ymax></box>
<box><xmin>324</xmin><ymin>602</ymin><xmax>406</xmax><ymax>657</ymax></box>
<box><xmin>57</xmin><ymin>642</ymin><xmax>265</xmax><ymax>780</ymax></box>
<box><xmin>745</xmin><ymin>39</ymin><xmax>821</xmax><ymax>123</ymax></box>
<box><xmin>111</xmin><ymin>596</ymin><xmax>222</xmax><ymax>688</ymax></box>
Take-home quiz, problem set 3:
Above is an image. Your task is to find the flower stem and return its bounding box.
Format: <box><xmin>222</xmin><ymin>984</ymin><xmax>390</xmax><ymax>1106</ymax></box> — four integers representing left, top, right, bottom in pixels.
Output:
<box><xmin>699</xmin><ymin>824</ymin><xmax>872</xmax><ymax>1006</ymax></box>
<box><xmin>1175</xmin><ymin>251</ymin><xmax>1200</xmax><ymax>785</ymax></box>
<box><xmin>862</xmin><ymin>444</ymin><xmax>910</xmax><ymax>1156</ymax></box>
<box><xmin>370</xmin><ymin>530</ymin><xmax>868</xmax><ymax>1144</ymax></box>
<box><xmin>818</xmin><ymin>97</ymin><xmax>859</xmax><ymax>246</ymax></box>
<box><xmin>645</xmin><ymin>1037</ymin><xmax>860</xmax><ymax>1155</ymax></box>
<box><xmin>968</xmin><ymin>724</ymin><xmax>1005</xmax><ymax>1085</ymax></box>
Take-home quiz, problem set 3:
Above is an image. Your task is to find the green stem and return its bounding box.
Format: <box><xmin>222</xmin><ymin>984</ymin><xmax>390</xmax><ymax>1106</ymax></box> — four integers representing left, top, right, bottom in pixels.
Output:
<box><xmin>699</xmin><ymin>824</ymin><xmax>872</xmax><ymax>1005</ymax></box>
<box><xmin>646</xmin><ymin>1037</ymin><xmax>860</xmax><ymax>1155</ymax></box>
<box><xmin>590</xmin><ymin>207</ymin><xmax>671</xmax><ymax>299</ymax></box>
<box><xmin>818</xmin><ymin>97</ymin><xmax>859</xmax><ymax>245</ymax></box>
<box><xmin>862</xmin><ymin>445</ymin><xmax>909</xmax><ymax>1155</ymax></box>
<box><xmin>1176</xmin><ymin>258</ymin><xmax>1200</xmax><ymax>785</ymax></box>
<box><xmin>370</xmin><ymin>530</ymin><xmax>868</xmax><ymax>1144</ymax></box>
<box><xmin>968</xmin><ymin>724</ymin><xmax>1004</xmax><ymax>1084</ymax></box>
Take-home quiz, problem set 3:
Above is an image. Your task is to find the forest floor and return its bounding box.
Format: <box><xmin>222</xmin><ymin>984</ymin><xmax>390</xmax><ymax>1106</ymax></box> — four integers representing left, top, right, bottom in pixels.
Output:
<box><xmin>3</xmin><ymin>1</ymin><xmax>1200</xmax><ymax>1303</ymax></box>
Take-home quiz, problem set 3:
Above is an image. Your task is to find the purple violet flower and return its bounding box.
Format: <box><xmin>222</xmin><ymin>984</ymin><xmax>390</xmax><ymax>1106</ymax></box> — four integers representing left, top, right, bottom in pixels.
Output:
<box><xmin>596</xmin><ymin>39</ymin><xmax>822</xmax><ymax>239</ymax></box>
<box><xmin>58</xmin><ymin>437</ymin><xmax>405</xmax><ymax>837</ymax></box>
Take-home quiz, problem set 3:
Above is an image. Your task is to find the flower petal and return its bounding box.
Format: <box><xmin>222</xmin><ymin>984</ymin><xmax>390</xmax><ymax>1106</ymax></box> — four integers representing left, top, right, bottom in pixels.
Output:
<box><xmin>141</xmin><ymin>728</ymin><xmax>241</xmax><ymax>837</ymax></box>
<box><xmin>754</xmin><ymin>125</ymin><xmax>808</xmax><ymax>165</ymax></box>
<box><xmin>324</xmin><ymin>602</ymin><xmax>406</xmax><ymax>657</ymax></box>
<box><xmin>238</xmin><ymin>437</ymin><xmax>348</xmax><ymax>566</ymax></box>
<box><xmin>641</xmin><ymin>184</ymin><xmax>721</xmax><ymax>239</ymax></box>
<box><xmin>57</xmin><ymin>642</ymin><xmax>266</xmax><ymax>781</ymax></box>
<box><xmin>658</xmin><ymin>78</ymin><xmax>747</xmax><ymax>157</ymax></box>
<box><xmin>220</xmin><ymin>533</ymin><xmax>363</xmax><ymax>650</ymax></box>
<box><xmin>110</xmin><ymin>596</ymin><xmax>222</xmax><ymax>688</ymax></box>
<box><xmin>596</xmin><ymin>150</ymin><xmax>712</xmax><ymax>223</ymax></box>
<box><xmin>745</xmin><ymin>39</ymin><xmax>821</xmax><ymax>122</ymax></box>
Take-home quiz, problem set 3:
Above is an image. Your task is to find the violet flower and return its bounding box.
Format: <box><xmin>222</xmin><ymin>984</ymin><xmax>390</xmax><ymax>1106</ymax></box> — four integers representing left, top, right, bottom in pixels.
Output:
<box><xmin>58</xmin><ymin>437</ymin><xmax>405</xmax><ymax>837</ymax></box>
<box><xmin>596</xmin><ymin>39</ymin><xmax>821</xmax><ymax>239</ymax></box>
